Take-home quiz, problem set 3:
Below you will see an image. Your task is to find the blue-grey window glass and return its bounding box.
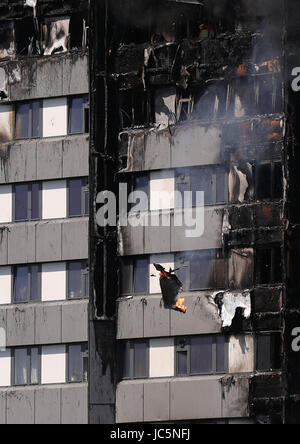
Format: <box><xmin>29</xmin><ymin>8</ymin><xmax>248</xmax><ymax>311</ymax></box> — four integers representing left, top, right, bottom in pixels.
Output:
<box><xmin>133</xmin><ymin>258</ymin><xmax>148</xmax><ymax>294</ymax></box>
<box><xmin>15</xmin><ymin>184</ymin><xmax>28</xmax><ymax>221</ymax></box>
<box><xmin>30</xmin><ymin>347</ymin><xmax>39</xmax><ymax>384</ymax></box>
<box><xmin>68</xmin><ymin>345</ymin><xmax>82</xmax><ymax>382</ymax></box>
<box><xmin>14</xmin><ymin>348</ymin><xmax>28</xmax><ymax>385</ymax></box>
<box><xmin>15</xmin><ymin>103</ymin><xmax>30</xmax><ymax>138</ymax></box>
<box><xmin>216</xmin><ymin>336</ymin><xmax>226</xmax><ymax>373</ymax></box>
<box><xmin>68</xmin><ymin>262</ymin><xmax>82</xmax><ymax>299</ymax></box>
<box><xmin>32</xmin><ymin>101</ymin><xmax>40</xmax><ymax>138</ymax></box>
<box><xmin>122</xmin><ymin>341</ymin><xmax>131</xmax><ymax>379</ymax></box>
<box><xmin>30</xmin><ymin>265</ymin><xmax>39</xmax><ymax>301</ymax></box>
<box><xmin>69</xmin><ymin>97</ymin><xmax>84</xmax><ymax>134</ymax></box>
<box><xmin>190</xmin><ymin>168</ymin><xmax>212</xmax><ymax>206</ymax></box>
<box><xmin>190</xmin><ymin>251</ymin><xmax>213</xmax><ymax>290</ymax></box>
<box><xmin>14</xmin><ymin>266</ymin><xmax>28</xmax><ymax>302</ymax></box>
<box><xmin>133</xmin><ymin>342</ymin><xmax>147</xmax><ymax>378</ymax></box>
<box><xmin>31</xmin><ymin>183</ymin><xmax>40</xmax><ymax>220</ymax></box>
<box><xmin>177</xmin><ymin>350</ymin><xmax>188</xmax><ymax>375</ymax></box>
<box><xmin>190</xmin><ymin>336</ymin><xmax>213</xmax><ymax>374</ymax></box>
<box><xmin>69</xmin><ymin>179</ymin><xmax>82</xmax><ymax>216</ymax></box>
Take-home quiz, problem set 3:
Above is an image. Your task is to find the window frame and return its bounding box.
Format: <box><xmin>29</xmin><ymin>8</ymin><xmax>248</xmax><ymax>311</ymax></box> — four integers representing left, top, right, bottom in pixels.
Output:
<box><xmin>66</xmin><ymin>260</ymin><xmax>89</xmax><ymax>300</ymax></box>
<box><xmin>68</xmin><ymin>95</ymin><xmax>89</xmax><ymax>135</ymax></box>
<box><xmin>11</xmin><ymin>346</ymin><xmax>41</xmax><ymax>387</ymax></box>
<box><xmin>255</xmin><ymin>160</ymin><xmax>283</xmax><ymax>202</ymax></box>
<box><xmin>66</xmin><ymin>343</ymin><xmax>88</xmax><ymax>384</ymax></box>
<box><xmin>12</xmin><ymin>182</ymin><xmax>42</xmax><ymax>222</ymax></box>
<box><xmin>67</xmin><ymin>177</ymin><xmax>89</xmax><ymax>218</ymax></box>
<box><xmin>255</xmin><ymin>245</ymin><xmax>282</xmax><ymax>286</ymax></box>
<box><xmin>119</xmin><ymin>339</ymin><xmax>149</xmax><ymax>380</ymax></box>
<box><xmin>175</xmin><ymin>335</ymin><xmax>229</xmax><ymax>377</ymax></box>
<box><xmin>12</xmin><ymin>264</ymin><xmax>41</xmax><ymax>304</ymax></box>
<box><xmin>14</xmin><ymin>100</ymin><xmax>43</xmax><ymax>140</ymax></box>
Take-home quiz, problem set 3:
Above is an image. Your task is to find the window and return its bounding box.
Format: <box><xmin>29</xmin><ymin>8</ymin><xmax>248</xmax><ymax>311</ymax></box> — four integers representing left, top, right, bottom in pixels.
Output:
<box><xmin>255</xmin><ymin>246</ymin><xmax>282</xmax><ymax>285</ymax></box>
<box><xmin>119</xmin><ymin>90</ymin><xmax>150</xmax><ymax>129</ymax></box>
<box><xmin>175</xmin><ymin>166</ymin><xmax>228</xmax><ymax>207</ymax></box>
<box><xmin>12</xmin><ymin>346</ymin><xmax>40</xmax><ymax>386</ymax></box>
<box><xmin>68</xmin><ymin>95</ymin><xmax>89</xmax><ymax>134</ymax></box>
<box><xmin>67</xmin><ymin>343</ymin><xmax>88</xmax><ymax>383</ymax></box>
<box><xmin>15</xmin><ymin>101</ymin><xmax>41</xmax><ymax>139</ymax></box>
<box><xmin>175</xmin><ymin>335</ymin><xmax>228</xmax><ymax>376</ymax></box>
<box><xmin>42</xmin><ymin>97</ymin><xmax>68</xmax><ymax>138</ymax></box>
<box><xmin>133</xmin><ymin>257</ymin><xmax>149</xmax><ymax>294</ymax></box>
<box><xmin>67</xmin><ymin>260</ymin><xmax>89</xmax><ymax>299</ymax></box>
<box><xmin>256</xmin><ymin>161</ymin><xmax>283</xmax><ymax>201</ymax></box>
<box><xmin>119</xmin><ymin>340</ymin><xmax>149</xmax><ymax>380</ymax></box>
<box><xmin>130</xmin><ymin>174</ymin><xmax>149</xmax><ymax>212</ymax></box>
<box><xmin>68</xmin><ymin>178</ymin><xmax>89</xmax><ymax>217</ymax></box>
<box><xmin>13</xmin><ymin>182</ymin><xmax>41</xmax><ymax>222</ymax></box>
<box><xmin>13</xmin><ymin>265</ymin><xmax>40</xmax><ymax>303</ymax></box>
<box><xmin>256</xmin><ymin>333</ymin><xmax>281</xmax><ymax>372</ymax></box>
<box><xmin>175</xmin><ymin>249</ymin><xmax>226</xmax><ymax>291</ymax></box>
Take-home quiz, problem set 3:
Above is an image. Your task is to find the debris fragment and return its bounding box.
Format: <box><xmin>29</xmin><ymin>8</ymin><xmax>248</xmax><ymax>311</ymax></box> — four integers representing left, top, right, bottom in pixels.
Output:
<box><xmin>153</xmin><ymin>263</ymin><xmax>186</xmax><ymax>313</ymax></box>
<box><xmin>210</xmin><ymin>290</ymin><xmax>251</xmax><ymax>327</ymax></box>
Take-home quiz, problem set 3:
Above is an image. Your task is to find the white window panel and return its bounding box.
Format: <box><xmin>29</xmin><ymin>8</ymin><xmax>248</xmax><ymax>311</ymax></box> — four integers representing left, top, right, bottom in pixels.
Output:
<box><xmin>228</xmin><ymin>335</ymin><xmax>254</xmax><ymax>373</ymax></box>
<box><xmin>41</xmin><ymin>345</ymin><xmax>66</xmax><ymax>384</ymax></box>
<box><xmin>149</xmin><ymin>338</ymin><xmax>174</xmax><ymax>378</ymax></box>
<box><xmin>42</xmin><ymin>180</ymin><xmax>67</xmax><ymax>220</ymax></box>
<box><xmin>0</xmin><ymin>185</ymin><xmax>12</xmax><ymax>223</ymax></box>
<box><xmin>149</xmin><ymin>254</ymin><xmax>174</xmax><ymax>294</ymax></box>
<box><xmin>42</xmin><ymin>97</ymin><xmax>67</xmax><ymax>137</ymax></box>
<box><xmin>0</xmin><ymin>267</ymin><xmax>11</xmax><ymax>305</ymax></box>
<box><xmin>0</xmin><ymin>104</ymin><xmax>13</xmax><ymax>142</ymax></box>
<box><xmin>0</xmin><ymin>350</ymin><xmax>11</xmax><ymax>387</ymax></box>
<box><xmin>41</xmin><ymin>262</ymin><xmax>66</xmax><ymax>302</ymax></box>
<box><xmin>150</xmin><ymin>170</ymin><xmax>175</xmax><ymax>211</ymax></box>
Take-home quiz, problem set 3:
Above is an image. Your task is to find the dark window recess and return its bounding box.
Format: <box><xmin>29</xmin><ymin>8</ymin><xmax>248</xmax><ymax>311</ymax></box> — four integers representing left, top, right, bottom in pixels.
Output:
<box><xmin>68</xmin><ymin>178</ymin><xmax>89</xmax><ymax>217</ymax></box>
<box><xmin>14</xmin><ymin>182</ymin><xmax>41</xmax><ymax>222</ymax></box>
<box><xmin>175</xmin><ymin>166</ymin><xmax>228</xmax><ymax>207</ymax></box>
<box><xmin>13</xmin><ymin>265</ymin><xmax>40</xmax><ymax>303</ymax></box>
<box><xmin>193</xmin><ymin>86</ymin><xmax>227</xmax><ymax>121</ymax></box>
<box><xmin>257</xmin><ymin>77</ymin><xmax>282</xmax><ymax>115</ymax></box>
<box><xmin>130</xmin><ymin>174</ymin><xmax>149</xmax><ymax>212</ymax></box>
<box><xmin>119</xmin><ymin>340</ymin><xmax>149</xmax><ymax>380</ymax></box>
<box><xmin>119</xmin><ymin>90</ymin><xmax>149</xmax><ymax>129</ymax></box>
<box><xmin>67</xmin><ymin>260</ymin><xmax>89</xmax><ymax>300</ymax></box>
<box><xmin>13</xmin><ymin>346</ymin><xmax>40</xmax><ymax>386</ymax></box>
<box><xmin>67</xmin><ymin>343</ymin><xmax>88</xmax><ymax>383</ymax></box>
<box><xmin>68</xmin><ymin>95</ymin><xmax>89</xmax><ymax>134</ymax></box>
<box><xmin>176</xmin><ymin>335</ymin><xmax>228</xmax><ymax>376</ymax></box>
<box><xmin>0</xmin><ymin>21</ymin><xmax>15</xmax><ymax>59</ymax></box>
<box><xmin>15</xmin><ymin>101</ymin><xmax>41</xmax><ymax>139</ymax></box>
<box><xmin>256</xmin><ymin>162</ymin><xmax>283</xmax><ymax>201</ymax></box>
<box><xmin>176</xmin><ymin>249</ymin><xmax>226</xmax><ymax>291</ymax></box>
<box><xmin>256</xmin><ymin>246</ymin><xmax>282</xmax><ymax>285</ymax></box>
<box><xmin>232</xmin><ymin>78</ymin><xmax>255</xmax><ymax>117</ymax></box>
<box><xmin>120</xmin><ymin>257</ymin><xmax>133</xmax><ymax>296</ymax></box>
<box><xmin>133</xmin><ymin>257</ymin><xmax>149</xmax><ymax>294</ymax></box>
<box><xmin>256</xmin><ymin>333</ymin><xmax>281</xmax><ymax>371</ymax></box>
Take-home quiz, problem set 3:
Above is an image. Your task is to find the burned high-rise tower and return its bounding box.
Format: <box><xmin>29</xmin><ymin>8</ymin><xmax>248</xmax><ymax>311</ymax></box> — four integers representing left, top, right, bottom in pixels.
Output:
<box><xmin>89</xmin><ymin>0</ymin><xmax>300</xmax><ymax>425</ymax></box>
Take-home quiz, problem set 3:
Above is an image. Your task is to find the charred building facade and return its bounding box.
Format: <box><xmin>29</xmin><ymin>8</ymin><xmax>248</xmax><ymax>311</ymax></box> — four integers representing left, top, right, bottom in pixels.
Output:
<box><xmin>90</xmin><ymin>0</ymin><xmax>300</xmax><ymax>425</ymax></box>
<box><xmin>0</xmin><ymin>1</ymin><xmax>89</xmax><ymax>424</ymax></box>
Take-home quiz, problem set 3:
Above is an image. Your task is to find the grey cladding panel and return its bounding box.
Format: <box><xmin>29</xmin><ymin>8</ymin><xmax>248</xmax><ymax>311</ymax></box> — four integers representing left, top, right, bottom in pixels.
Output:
<box><xmin>36</xmin><ymin>221</ymin><xmax>62</xmax><ymax>263</ymax></box>
<box><xmin>61</xmin><ymin>219</ymin><xmax>88</xmax><ymax>260</ymax></box>
<box><xmin>143</xmin><ymin>296</ymin><xmax>170</xmax><ymax>338</ymax></box>
<box><xmin>62</xmin><ymin>136</ymin><xmax>89</xmax><ymax>178</ymax></box>
<box><xmin>0</xmin><ymin>228</ymin><xmax>8</xmax><ymax>265</ymax></box>
<box><xmin>6</xmin><ymin>305</ymin><xmax>35</xmax><ymax>346</ymax></box>
<box><xmin>8</xmin><ymin>224</ymin><xmax>36</xmax><ymax>264</ymax></box>
<box><xmin>6</xmin><ymin>389</ymin><xmax>35</xmax><ymax>424</ymax></box>
<box><xmin>34</xmin><ymin>387</ymin><xmax>61</xmax><ymax>424</ymax></box>
<box><xmin>62</xmin><ymin>300</ymin><xmax>88</xmax><ymax>343</ymax></box>
<box><xmin>117</xmin><ymin>298</ymin><xmax>144</xmax><ymax>339</ymax></box>
<box><xmin>36</xmin><ymin>58</ymin><xmax>63</xmax><ymax>98</ymax></box>
<box><xmin>35</xmin><ymin>304</ymin><xmax>62</xmax><ymax>345</ymax></box>
<box><xmin>36</xmin><ymin>139</ymin><xmax>63</xmax><ymax>180</ymax></box>
<box><xmin>116</xmin><ymin>382</ymin><xmax>144</xmax><ymax>423</ymax></box>
<box><xmin>0</xmin><ymin>141</ymin><xmax>37</xmax><ymax>184</ymax></box>
<box><xmin>144</xmin><ymin>381</ymin><xmax>170</xmax><ymax>422</ymax></box>
<box><xmin>63</xmin><ymin>55</ymin><xmax>89</xmax><ymax>95</ymax></box>
<box><xmin>0</xmin><ymin>391</ymin><xmax>6</xmax><ymax>424</ymax></box>
<box><xmin>61</xmin><ymin>385</ymin><xmax>88</xmax><ymax>424</ymax></box>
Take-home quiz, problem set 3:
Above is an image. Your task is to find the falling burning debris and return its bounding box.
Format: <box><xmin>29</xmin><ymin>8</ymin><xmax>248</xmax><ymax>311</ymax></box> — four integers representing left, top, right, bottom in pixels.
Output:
<box><xmin>153</xmin><ymin>263</ymin><xmax>187</xmax><ymax>313</ymax></box>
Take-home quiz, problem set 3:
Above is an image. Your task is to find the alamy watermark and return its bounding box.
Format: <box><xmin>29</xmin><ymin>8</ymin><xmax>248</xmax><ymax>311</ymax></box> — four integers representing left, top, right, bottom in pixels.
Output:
<box><xmin>96</xmin><ymin>184</ymin><xmax>205</xmax><ymax>238</ymax></box>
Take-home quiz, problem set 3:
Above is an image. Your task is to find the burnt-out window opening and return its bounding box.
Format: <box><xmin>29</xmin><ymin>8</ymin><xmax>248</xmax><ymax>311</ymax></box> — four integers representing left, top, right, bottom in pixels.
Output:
<box><xmin>120</xmin><ymin>256</ymin><xmax>149</xmax><ymax>296</ymax></box>
<box><xmin>255</xmin><ymin>245</ymin><xmax>282</xmax><ymax>285</ymax></box>
<box><xmin>119</xmin><ymin>90</ymin><xmax>150</xmax><ymax>129</ymax></box>
<box><xmin>0</xmin><ymin>21</ymin><xmax>15</xmax><ymax>59</ymax></box>
<box><xmin>232</xmin><ymin>77</ymin><xmax>256</xmax><ymax>118</ymax></box>
<box><xmin>69</xmin><ymin>13</ymin><xmax>89</xmax><ymax>50</ymax></box>
<box><xmin>15</xmin><ymin>101</ymin><xmax>42</xmax><ymax>139</ymax></box>
<box><xmin>129</xmin><ymin>174</ymin><xmax>150</xmax><ymax>212</ymax></box>
<box><xmin>13</xmin><ymin>182</ymin><xmax>41</xmax><ymax>222</ymax></box>
<box><xmin>175</xmin><ymin>249</ymin><xmax>226</xmax><ymax>291</ymax></box>
<box><xmin>15</xmin><ymin>18</ymin><xmax>37</xmax><ymax>56</ymax></box>
<box><xmin>118</xmin><ymin>340</ymin><xmax>149</xmax><ymax>380</ymax></box>
<box><xmin>257</xmin><ymin>76</ymin><xmax>282</xmax><ymax>115</ymax></box>
<box><xmin>175</xmin><ymin>166</ymin><xmax>228</xmax><ymax>207</ymax></box>
<box><xmin>256</xmin><ymin>333</ymin><xmax>281</xmax><ymax>372</ymax></box>
<box><xmin>67</xmin><ymin>260</ymin><xmax>89</xmax><ymax>300</ymax></box>
<box><xmin>43</xmin><ymin>17</ymin><xmax>70</xmax><ymax>56</ymax></box>
<box><xmin>68</xmin><ymin>178</ymin><xmax>89</xmax><ymax>217</ymax></box>
<box><xmin>193</xmin><ymin>85</ymin><xmax>227</xmax><ymax>121</ymax></box>
<box><xmin>67</xmin><ymin>343</ymin><xmax>88</xmax><ymax>383</ymax></box>
<box><xmin>177</xmin><ymin>93</ymin><xmax>194</xmax><ymax>122</ymax></box>
<box><xmin>12</xmin><ymin>346</ymin><xmax>41</xmax><ymax>386</ymax></box>
<box><xmin>13</xmin><ymin>264</ymin><xmax>41</xmax><ymax>303</ymax></box>
<box><xmin>255</xmin><ymin>161</ymin><xmax>283</xmax><ymax>201</ymax></box>
<box><xmin>68</xmin><ymin>95</ymin><xmax>89</xmax><ymax>135</ymax></box>
<box><xmin>176</xmin><ymin>335</ymin><xmax>228</xmax><ymax>377</ymax></box>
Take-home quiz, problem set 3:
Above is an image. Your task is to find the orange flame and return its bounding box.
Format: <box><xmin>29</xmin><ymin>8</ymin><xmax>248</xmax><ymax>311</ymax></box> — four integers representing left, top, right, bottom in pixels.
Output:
<box><xmin>173</xmin><ymin>297</ymin><xmax>187</xmax><ymax>313</ymax></box>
